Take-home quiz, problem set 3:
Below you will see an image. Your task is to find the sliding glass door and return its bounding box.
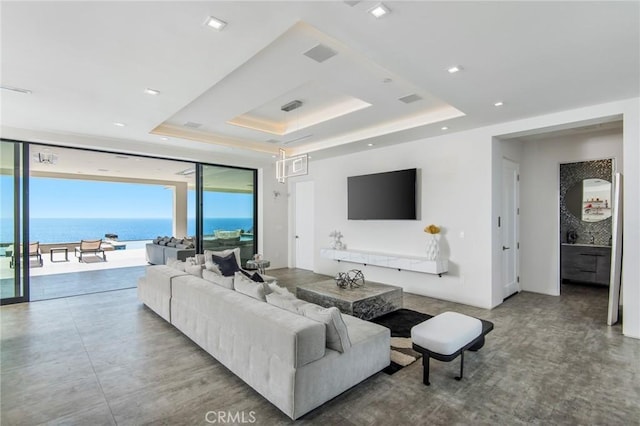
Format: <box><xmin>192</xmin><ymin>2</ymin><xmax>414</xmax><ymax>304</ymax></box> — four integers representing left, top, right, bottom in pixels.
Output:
<box><xmin>200</xmin><ymin>165</ymin><xmax>257</xmax><ymax>266</ymax></box>
<box><xmin>1</xmin><ymin>140</ymin><xmax>28</xmax><ymax>304</ymax></box>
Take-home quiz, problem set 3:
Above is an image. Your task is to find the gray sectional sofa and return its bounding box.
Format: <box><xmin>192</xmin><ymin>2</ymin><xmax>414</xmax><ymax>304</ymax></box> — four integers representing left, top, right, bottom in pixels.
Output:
<box><xmin>145</xmin><ymin>237</ymin><xmax>195</xmax><ymax>265</ymax></box>
<box><xmin>137</xmin><ymin>264</ymin><xmax>390</xmax><ymax>420</ymax></box>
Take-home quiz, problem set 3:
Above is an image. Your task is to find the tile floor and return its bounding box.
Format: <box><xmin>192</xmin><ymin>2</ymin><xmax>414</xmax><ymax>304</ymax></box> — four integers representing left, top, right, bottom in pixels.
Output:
<box><xmin>1</xmin><ymin>268</ymin><xmax>639</xmax><ymax>425</ymax></box>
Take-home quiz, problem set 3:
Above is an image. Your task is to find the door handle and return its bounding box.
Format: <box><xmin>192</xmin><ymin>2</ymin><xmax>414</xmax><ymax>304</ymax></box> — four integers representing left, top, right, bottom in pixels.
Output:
<box><xmin>502</xmin><ymin>246</ymin><xmax>510</xmax><ymax>251</ymax></box>
<box><xmin>295</xmin><ymin>235</ymin><xmax>299</xmax><ymax>239</ymax></box>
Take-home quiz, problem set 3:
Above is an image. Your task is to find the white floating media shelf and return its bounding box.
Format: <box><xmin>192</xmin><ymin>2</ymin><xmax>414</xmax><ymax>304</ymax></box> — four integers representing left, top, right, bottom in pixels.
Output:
<box><xmin>320</xmin><ymin>248</ymin><xmax>448</xmax><ymax>276</ymax></box>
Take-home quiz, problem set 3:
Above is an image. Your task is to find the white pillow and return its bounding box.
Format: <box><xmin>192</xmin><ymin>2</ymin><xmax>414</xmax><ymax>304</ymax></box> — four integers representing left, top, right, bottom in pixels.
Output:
<box><xmin>204</xmin><ymin>260</ymin><xmax>222</xmax><ymax>274</ymax></box>
<box><xmin>266</xmin><ymin>293</ymin><xmax>305</xmax><ymax>313</ymax></box>
<box><xmin>202</xmin><ymin>269</ymin><xmax>234</xmax><ymax>289</ymax></box>
<box><xmin>299</xmin><ymin>304</ymin><xmax>352</xmax><ymax>353</ymax></box>
<box><xmin>167</xmin><ymin>259</ymin><xmax>186</xmax><ymax>272</ymax></box>
<box><xmin>233</xmin><ymin>272</ymin><xmax>266</xmax><ymax>301</ymax></box>
<box><xmin>267</xmin><ymin>282</ymin><xmax>295</xmax><ymax>298</ymax></box>
<box><xmin>184</xmin><ymin>263</ymin><xmax>203</xmax><ymax>278</ymax></box>
<box><xmin>205</xmin><ymin>248</ymin><xmax>241</xmax><ymax>267</ymax></box>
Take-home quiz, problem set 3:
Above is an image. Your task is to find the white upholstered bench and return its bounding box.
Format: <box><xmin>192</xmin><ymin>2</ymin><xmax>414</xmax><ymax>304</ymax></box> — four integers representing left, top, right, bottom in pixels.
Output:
<box><xmin>411</xmin><ymin>311</ymin><xmax>493</xmax><ymax>385</ymax></box>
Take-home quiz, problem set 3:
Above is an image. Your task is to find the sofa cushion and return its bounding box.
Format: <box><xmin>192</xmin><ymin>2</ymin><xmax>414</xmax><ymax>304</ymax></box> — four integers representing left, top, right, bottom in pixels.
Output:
<box><xmin>212</xmin><ymin>253</ymin><xmax>241</xmax><ymax>277</ymax></box>
<box><xmin>171</xmin><ymin>275</ymin><xmax>326</xmax><ymax>369</ymax></box>
<box><xmin>202</xmin><ymin>269</ymin><xmax>234</xmax><ymax>289</ymax></box>
<box><xmin>234</xmin><ymin>272</ymin><xmax>266</xmax><ymax>301</ymax></box>
<box><xmin>299</xmin><ymin>304</ymin><xmax>352</xmax><ymax>353</ymax></box>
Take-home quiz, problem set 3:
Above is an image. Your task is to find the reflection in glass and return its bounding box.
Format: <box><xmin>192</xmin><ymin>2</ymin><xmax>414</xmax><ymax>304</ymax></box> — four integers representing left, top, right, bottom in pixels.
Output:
<box><xmin>201</xmin><ymin>165</ymin><xmax>256</xmax><ymax>265</ymax></box>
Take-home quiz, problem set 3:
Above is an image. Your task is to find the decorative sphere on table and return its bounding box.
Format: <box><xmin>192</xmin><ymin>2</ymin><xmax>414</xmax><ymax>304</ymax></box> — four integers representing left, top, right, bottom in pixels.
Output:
<box><xmin>335</xmin><ymin>269</ymin><xmax>365</xmax><ymax>289</ymax></box>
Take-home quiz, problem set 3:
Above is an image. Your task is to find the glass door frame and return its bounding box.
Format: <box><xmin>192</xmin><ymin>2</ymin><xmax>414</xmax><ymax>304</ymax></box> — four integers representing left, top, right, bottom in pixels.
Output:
<box><xmin>195</xmin><ymin>163</ymin><xmax>258</xmax><ymax>258</ymax></box>
<box><xmin>1</xmin><ymin>140</ymin><xmax>30</xmax><ymax>305</ymax></box>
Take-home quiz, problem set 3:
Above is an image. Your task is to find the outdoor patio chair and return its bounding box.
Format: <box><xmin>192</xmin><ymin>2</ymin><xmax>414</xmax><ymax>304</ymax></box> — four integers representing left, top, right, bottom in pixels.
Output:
<box><xmin>74</xmin><ymin>239</ymin><xmax>106</xmax><ymax>262</ymax></box>
<box><xmin>9</xmin><ymin>242</ymin><xmax>43</xmax><ymax>268</ymax></box>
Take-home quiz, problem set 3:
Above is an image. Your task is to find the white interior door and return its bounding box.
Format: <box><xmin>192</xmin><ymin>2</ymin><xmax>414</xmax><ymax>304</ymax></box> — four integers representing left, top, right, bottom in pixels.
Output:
<box><xmin>294</xmin><ymin>181</ymin><xmax>314</xmax><ymax>271</ymax></box>
<box><xmin>502</xmin><ymin>158</ymin><xmax>520</xmax><ymax>299</ymax></box>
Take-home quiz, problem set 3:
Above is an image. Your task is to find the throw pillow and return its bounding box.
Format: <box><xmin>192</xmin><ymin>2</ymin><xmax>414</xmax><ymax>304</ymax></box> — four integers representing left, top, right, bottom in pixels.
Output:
<box><xmin>166</xmin><ymin>258</ymin><xmax>186</xmax><ymax>272</ymax></box>
<box><xmin>185</xmin><ymin>263</ymin><xmax>203</xmax><ymax>278</ymax></box>
<box><xmin>299</xmin><ymin>304</ymin><xmax>352</xmax><ymax>353</ymax></box>
<box><xmin>239</xmin><ymin>269</ymin><xmax>265</xmax><ymax>283</ymax></box>
<box><xmin>204</xmin><ymin>260</ymin><xmax>222</xmax><ymax>274</ymax></box>
<box><xmin>211</xmin><ymin>253</ymin><xmax>240</xmax><ymax>277</ymax></box>
<box><xmin>268</xmin><ymin>282</ymin><xmax>295</xmax><ymax>298</ymax></box>
<box><xmin>234</xmin><ymin>272</ymin><xmax>266</xmax><ymax>301</ymax></box>
<box><xmin>202</xmin><ymin>269</ymin><xmax>234</xmax><ymax>289</ymax></box>
<box><xmin>266</xmin><ymin>293</ymin><xmax>306</xmax><ymax>313</ymax></box>
<box><xmin>204</xmin><ymin>248</ymin><xmax>241</xmax><ymax>268</ymax></box>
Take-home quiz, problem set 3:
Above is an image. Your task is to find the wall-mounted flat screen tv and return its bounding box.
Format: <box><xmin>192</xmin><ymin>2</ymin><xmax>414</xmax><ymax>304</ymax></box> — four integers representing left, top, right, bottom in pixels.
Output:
<box><xmin>348</xmin><ymin>168</ymin><xmax>417</xmax><ymax>220</ymax></box>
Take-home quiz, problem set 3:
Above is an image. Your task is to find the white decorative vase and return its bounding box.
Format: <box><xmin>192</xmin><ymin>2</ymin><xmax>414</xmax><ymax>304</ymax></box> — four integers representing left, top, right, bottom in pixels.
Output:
<box><xmin>426</xmin><ymin>234</ymin><xmax>440</xmax><ymax>261</ymax></box>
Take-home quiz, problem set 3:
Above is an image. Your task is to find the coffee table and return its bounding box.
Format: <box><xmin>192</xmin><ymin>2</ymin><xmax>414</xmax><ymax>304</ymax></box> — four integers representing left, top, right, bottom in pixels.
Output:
<box><xmin>296</xmin><ymin>279</ymin><xmax>403</xmax><ymax>320</ymax></box>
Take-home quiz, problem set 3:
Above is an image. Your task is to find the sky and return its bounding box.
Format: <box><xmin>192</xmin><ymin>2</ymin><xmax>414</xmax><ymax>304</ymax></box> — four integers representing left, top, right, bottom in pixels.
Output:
<box><xmin>19</xmin><ymin>177</ymin><xmax>253</xmax><ymax>219</ymax></box>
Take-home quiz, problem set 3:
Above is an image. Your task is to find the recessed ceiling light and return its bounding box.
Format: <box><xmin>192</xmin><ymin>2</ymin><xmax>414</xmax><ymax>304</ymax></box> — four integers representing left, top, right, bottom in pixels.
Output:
<box><xmin>144</xmin><ymin>88</ymin><xmax>160</xmax><ymax>96</ymax></box>
<box><xmin>160</xmin><ymin>137</ymin><xmax>169</xmax><ymax>141</ymax></box>
<box><xmin>205</xmin><ymin>16</ymin><xmax>227</xmax><ymax>31</ymax></box>
<box><xmin>367</xmin><ymin>143</ymin><xmax>374</xmax><ymax>147</ymax></box>
<box><xmin>447</xmin><ymin>66</ymin><xmax>462</xmax><ymax>74</ymax></box>
<box><xmin>441</xmin><ymin>126</ymin><xmax>449</xmax><ymax>130</ymax></box>
<box><xmin>369</xmin><ymin>3</ymin><xmax>390</xmax><ymax>18</ymax></box>
<box><xmin>494</xmin><ymin>101</ymin><xmax>504</xmax><ymax>107</ymax></box>
<box><xmin>113</xmin><ymin>122</ymin><xmax>126</xmax><ymax>127</ymax></box>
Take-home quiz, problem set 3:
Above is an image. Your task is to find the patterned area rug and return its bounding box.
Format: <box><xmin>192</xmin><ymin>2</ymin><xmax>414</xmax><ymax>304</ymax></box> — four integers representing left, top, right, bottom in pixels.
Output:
<box><xmin>371</xmin><ymin>309</ymin><xmax>433</xmax><ymax>374</ymax></box>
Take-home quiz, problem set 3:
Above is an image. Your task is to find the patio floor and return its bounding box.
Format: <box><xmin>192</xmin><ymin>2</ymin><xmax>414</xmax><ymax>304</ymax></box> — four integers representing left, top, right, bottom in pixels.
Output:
<box><xmin>1</xmin><ymin>244</ymin><xmax>148</xmax><ymax>301</ymax></box>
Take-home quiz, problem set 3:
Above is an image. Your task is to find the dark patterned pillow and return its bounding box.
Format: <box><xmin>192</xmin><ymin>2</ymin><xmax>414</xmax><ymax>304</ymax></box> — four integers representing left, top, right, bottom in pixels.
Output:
<box><xmin>251</xmin><ymin>272</ymin><xmax>265</xmax><ymax>282</ymax></box>
<box><xmin>239</xmin><ymin>269</ymin><xmax>265</xmax><ymax>282</ymax></box>
<box><xmin>211</xmin><ymin>253</ymin><xmax>240</xmax><ymax>277</ymax></box>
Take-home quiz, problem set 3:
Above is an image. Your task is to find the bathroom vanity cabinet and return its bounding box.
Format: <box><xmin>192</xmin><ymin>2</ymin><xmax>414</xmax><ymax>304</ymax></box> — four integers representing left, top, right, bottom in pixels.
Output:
<box><xmin>561</xmin><ymin>244</ymin><xmax>611</xmax><ymax>286</ymax></box>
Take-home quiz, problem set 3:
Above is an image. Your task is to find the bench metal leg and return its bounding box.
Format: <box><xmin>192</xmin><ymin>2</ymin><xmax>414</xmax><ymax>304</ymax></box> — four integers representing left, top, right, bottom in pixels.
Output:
<box><xmin>422</xmin><ymin>355</ymin><xmax>430</xmax><ymax>386</ymax></box>
<box><xmin>455</xmin><ymin>351</ymin><xmax>464</xmax><ymax>381</ymax></box>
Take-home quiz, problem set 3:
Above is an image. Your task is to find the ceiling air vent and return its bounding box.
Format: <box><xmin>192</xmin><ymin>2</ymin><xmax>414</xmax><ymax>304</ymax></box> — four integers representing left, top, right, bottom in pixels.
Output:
<box><xmin>184</xmin><ymin>121</ymin><xmax>202</xmax><ymax>128</ymax></box>
<box><xmin>303</xmin><ymin>44</ymin><xmax>337</xmax><ymax>63</ymax></box>
<box><xmin>399</xmin><ymin>94</ymin><xmax>423</xmax><ymax>104</ymax></box>
<box><xmin>281</xmin><ymin>100</ymin><xmax>303</xmax><ymax>112</ymax></box>
<box><xmin>265</xmin><ymin>139</ymin><xmax>280</xmax><ymax>144</ymax></box>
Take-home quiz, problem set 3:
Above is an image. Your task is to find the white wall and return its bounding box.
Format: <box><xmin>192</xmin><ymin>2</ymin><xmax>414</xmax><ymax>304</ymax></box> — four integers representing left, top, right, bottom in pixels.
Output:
<box><xmin>259</xmin><ymin>164</ymin><xmax>289</xmax><ymax>269</ymax></box>
<box><xmin>516</xmin><ymin>129</ymin><xmax>623</xmax><ymax>296</ymax></box>
<box><xmin>297</xmin><ymin>129</ymin><xmax>495</xmax><ymax>309</ymax></box>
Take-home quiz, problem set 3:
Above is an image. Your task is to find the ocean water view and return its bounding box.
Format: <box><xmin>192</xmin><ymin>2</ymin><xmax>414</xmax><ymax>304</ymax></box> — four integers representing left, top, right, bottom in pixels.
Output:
<box><xmin>0</xmin><ymin>217</ymin><xmax>254</xmax><ymax>244</ymax></box>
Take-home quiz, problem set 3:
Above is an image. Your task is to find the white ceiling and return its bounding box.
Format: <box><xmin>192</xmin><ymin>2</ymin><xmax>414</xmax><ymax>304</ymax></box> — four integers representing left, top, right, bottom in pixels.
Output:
<box><xmin>1</xmin><ymin>1</ymin><xmax>638</xmax><ymax>162</ymax></box>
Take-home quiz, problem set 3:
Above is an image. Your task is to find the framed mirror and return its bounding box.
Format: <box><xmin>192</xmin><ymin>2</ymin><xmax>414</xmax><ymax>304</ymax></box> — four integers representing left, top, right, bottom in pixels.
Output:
<box><xmin>565</xmin><ymin>178</ymin><xmax>612</xmax><ymax>222</ymax></box>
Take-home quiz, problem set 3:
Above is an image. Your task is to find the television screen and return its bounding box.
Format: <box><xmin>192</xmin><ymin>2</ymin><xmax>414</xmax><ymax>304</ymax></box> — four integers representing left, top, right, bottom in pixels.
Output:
<box><xmin>348</xmin><ymin>168</ymin><xmax>417</xmax><ymax>220</ymax></box>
